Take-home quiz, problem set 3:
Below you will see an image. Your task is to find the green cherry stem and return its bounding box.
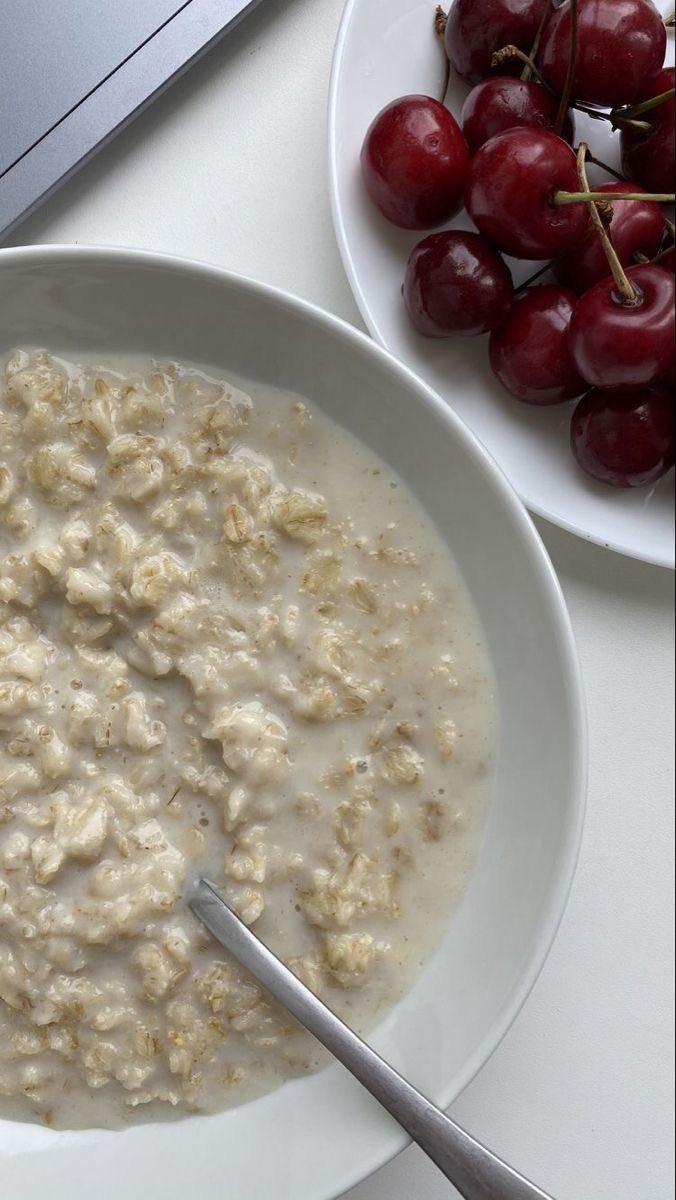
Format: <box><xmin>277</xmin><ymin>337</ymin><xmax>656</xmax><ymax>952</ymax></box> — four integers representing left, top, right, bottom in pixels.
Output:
<box><xmin>572</xmin><ymin>103</ymin><xmax>652</xmax><ymax>131</ymax></box>
<box><xmin>614</xmin><ymin>87</ymin><xmax>675</xmax><ymax>122</ymax></box>
<box><xmin>514</xmin><ymin>261</ymin><xmax>555</xmax><ymax>292</ymax></box>
<box><xmin>573</xmin><ymin>143</ymin><xmax>637</xmax><ymax>303</ymax></box>
<box><xmin>655</xmin><ymin>243</ymin><xmax>675</xmax><ymax>264</ymax></box>
<box><xmin>579</xmin><ymin>150</ymin><xmax>625</xmax><ymax>181</ymax></box>
<box><xmin>490</xmin><ymin>45</ymin><xmax>549</xmax><ymax>87</ymax></box>
<box><xmin>576</xmin><ymin>89</ymin><xmax>676</xmax><ymax>133</ymax></box>
<box><xmin>555</xmin><ymin>0</ymin><xmax>577</xmax><ymax>134</ymax></box>
<box><xmin>554</xmin><ymin>190</ymin><xmax>676</xmax><ymax>204</ymax></box>
<box><xmin>521</xmin><ymin>0</ymin><xmax>553</xmax><ymax>80</ymax></box>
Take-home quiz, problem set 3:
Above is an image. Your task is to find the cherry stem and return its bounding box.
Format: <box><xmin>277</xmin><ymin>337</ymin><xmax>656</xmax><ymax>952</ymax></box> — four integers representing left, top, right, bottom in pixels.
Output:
<box><xmin>515</xmin><ymin>261</ymin><xmax>555</xmax><ymax>293</ymax></box>
<box><xmin>580</xmin><ymin>151</ymin><xmax>625</xmax><ymax>182</ymax></box>
<box><xmin>612</xmin><ymin>117</ymin><xmax>653</xmax><ymax>131</ymax></box>
<box><xmin>574</xmin><ymin>143</ymin><xmax>637</xmax><ymax>303</ymax></box>
<box><xmin>521</xmin><ymin>0</ymin><xmax>553</xmax><ymax>80</ymax></box>
<box><xmin>555</xmin><ymin>0</ymin><xmax>577</xmax><ymax>135</ymax></box>
<box><xmin>491</xmin><ymin>45</ymin><xmax>548</xmax><ymax>87</ymax></box>
<box><xmin>554</xmin><ymin>190</ymin><xmax>676</xmax><ymax>204</ymax></box>
<box><xmin>434</xmin><ymin>7</ymin><xmax>451</xmax><ymax>103</ymax></box>
<box><xmin>665</xmin><ymin>10</ymin><xmax>675</xmax><ymax>25</ymax></box>
<box><xmin>574</xmin><ymin>90</ymin><xmax>676</xmax><ymax>131</ymax></box>
<box><xmin>573</xmin><ymin>103</ymin><xmax>652</xmax><ymax>131</ymax></box>
<box><xmin>615</xmin><ymin>88</ymin><xmax>675</xmax><ymax>121</ymax></box>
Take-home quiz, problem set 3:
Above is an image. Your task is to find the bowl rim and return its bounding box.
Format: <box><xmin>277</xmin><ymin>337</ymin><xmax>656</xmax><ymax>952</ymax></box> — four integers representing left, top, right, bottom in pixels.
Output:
<box><xmin>0</xmin><ymin>242</ymin><xmax>587</xmax><ymax>1199</ymax></box>
<box><xmin>326</xmin><ymin>0</ymin><xmax>675</xmax><ymax>571</ymax></box>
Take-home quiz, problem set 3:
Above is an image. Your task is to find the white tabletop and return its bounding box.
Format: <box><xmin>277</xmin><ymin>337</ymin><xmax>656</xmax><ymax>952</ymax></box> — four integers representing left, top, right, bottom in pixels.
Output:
<box><xmin>6</xmin><ymin>2</ymin><xmax>675</xmax><ymax>1196</ymax></box>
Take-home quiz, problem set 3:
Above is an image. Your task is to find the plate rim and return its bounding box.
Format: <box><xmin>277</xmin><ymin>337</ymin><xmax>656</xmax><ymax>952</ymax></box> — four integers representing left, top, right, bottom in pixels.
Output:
<box><xmin>327</xmin><ymin>0</ymin><xmax>675</xmax><ymax>572</ymax></box>
<box><xmin>0</xmin><ymin>242</ymin><xmax>587</xmax><ymax>1199</ymax></box>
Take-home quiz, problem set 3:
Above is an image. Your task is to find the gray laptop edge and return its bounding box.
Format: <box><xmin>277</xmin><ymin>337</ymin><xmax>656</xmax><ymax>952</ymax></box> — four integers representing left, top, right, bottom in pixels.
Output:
<box><xmin>0</xmin><ymin>0</ymin><xmax>263</xmax><ymax>240</ymax></box>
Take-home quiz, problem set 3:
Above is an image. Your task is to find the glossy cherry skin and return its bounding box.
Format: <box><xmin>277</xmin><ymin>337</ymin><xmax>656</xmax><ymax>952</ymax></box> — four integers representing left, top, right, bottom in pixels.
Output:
<box><xmin>569</xmin><ymin>264</ymin><xmax>675</xmax><ymax>390</ymax></box>
<box><xmin>571</xmin><ymin>387</ymin><xmax>674</xmax><ymax>487</ymax></box>
<box><xmin>361</xmin><ymin>96</ymin><xmax>469</xmax><ymax>230</ymax></box>
<box><xmin>445</xmin><ymin>0</ymin><xmax>547</xmax><ymax>85</ymax></box>
<box><xmin>489</xmin><ymin>286</ymin><xmax>586</xmax><ymax>404</ymax></box>
<box><xmin>554</xmin><ymin>182</ymin><xmax>666</xmax><ymax>293</ymax></box>
<box><xmin>621</xmin><ymin>68</ymin><xmax>676</xmax><ymax>195</ymax></box>
<box><xmin>460</xmin><ymin>77</ymin><xmax>575</xmax><ymax>154</ymax></box>
<box><xmin>540</xmin><ymin>0</ymin><xmax>666</xmax><ymax>108</ymax></box>
<box><xmin>465</xmin><ymin>129</ymin><xmax>588</xmax><ymax>259</ymax></box>
<box><xmin>404</xmin><ymin>231</ymin><xmax>513</xmax><ymax>336</ymax></box>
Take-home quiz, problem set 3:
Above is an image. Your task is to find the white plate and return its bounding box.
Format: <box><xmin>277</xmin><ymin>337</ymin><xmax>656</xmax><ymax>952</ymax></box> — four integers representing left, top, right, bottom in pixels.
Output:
<box><xmin>0</xmin><ymin>246</ymin><xmax>585</xmax><ymax>1200</ymax></box>
<box><xmin>328</xmin><ymin>0</ymin><xmax>675</xmax><ymax>569</ymax></box>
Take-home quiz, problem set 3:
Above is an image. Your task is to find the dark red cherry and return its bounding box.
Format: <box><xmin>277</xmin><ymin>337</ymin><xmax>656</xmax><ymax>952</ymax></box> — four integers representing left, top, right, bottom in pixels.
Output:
<box><xmin>465</xmin><ymin>128</ymin><xmax>588</xmax><ymax>259</ymax></box>
<box><xmin>571</xmin><ymin>387</ymin><xmax>674</xmax><ymax>487</ymax></box>
<box><xmin>553</xmin><ymin>182</ymin><xmax>666</xmax><ymax>294</ymax></box>
<box><xmin>460</xmin><ymin>77</ymin><xmax>575</xmax><ymax>154</ymax></box>
<box><xmin>404</xmin><ymin>231</ymin><xmax>513</xmax><ymax>336</ymax></box>
<box><xmin>540</xmin><ymin>0</ymin><xmax>666</xmax><ymax>108</ymax></box>
<box><xmin>360</xmin><ymin>95</ymin><xmax>469</xmax><ymax>230</ymax></box>
<box><xmin>621</xmin><ymin>68</ymin><xmax>676</xmax><ymax>196</ymax></box>
<box><xmin>489</xmin><ymin>286</ymin><xmax>587</xmax><ymax>404</ymax></box>
<box><xmin>445</xmin><ymin>0</ymin><xmax>547</xmax><ymax>86</ymax></box>
<box><xmin>569</xmin><ymin>264</ymin><xmax>675</xmax><ymax>390</ymax></box>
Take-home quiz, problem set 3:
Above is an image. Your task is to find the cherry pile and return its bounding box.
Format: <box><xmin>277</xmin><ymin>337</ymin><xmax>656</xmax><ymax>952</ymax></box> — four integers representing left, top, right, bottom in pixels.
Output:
<box><xmin>360</xmin><ymin>0</ymin><xmax>675</xmax><ymax>489</ymax></box>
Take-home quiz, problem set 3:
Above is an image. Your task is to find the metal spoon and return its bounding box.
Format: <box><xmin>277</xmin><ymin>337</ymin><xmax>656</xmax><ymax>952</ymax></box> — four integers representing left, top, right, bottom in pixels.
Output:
<box><xmin>189</xmin><ymin>878</ymin><xmax>556</xmax><ymax>1200</ymax></box>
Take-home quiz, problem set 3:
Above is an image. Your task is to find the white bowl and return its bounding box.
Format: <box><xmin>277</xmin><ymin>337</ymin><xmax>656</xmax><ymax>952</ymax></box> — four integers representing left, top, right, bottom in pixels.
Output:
<box><xmin>0</xmin><ymin>246</ymin><xmax>586</xmax><ymax>1200</ymax></box>
<box><xmin>327</xmin><ymin>0</ymin><xmax>675</xmax><ymax>569</ymax></box>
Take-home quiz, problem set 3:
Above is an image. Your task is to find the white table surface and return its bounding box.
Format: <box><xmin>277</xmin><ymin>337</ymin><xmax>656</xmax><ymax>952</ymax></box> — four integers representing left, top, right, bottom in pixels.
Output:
<box><xmin>5</xmin><ymin>2</ymin><xmax>675</xmax><ymax>1197</ymax></box>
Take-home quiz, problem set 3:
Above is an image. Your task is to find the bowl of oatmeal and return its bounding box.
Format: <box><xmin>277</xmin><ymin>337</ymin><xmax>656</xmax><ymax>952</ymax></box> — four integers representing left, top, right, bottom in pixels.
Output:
<box><xmin>0</xmin><ymin>246</ymin><xmax>585</xmax><ymax>1200</ymax></box>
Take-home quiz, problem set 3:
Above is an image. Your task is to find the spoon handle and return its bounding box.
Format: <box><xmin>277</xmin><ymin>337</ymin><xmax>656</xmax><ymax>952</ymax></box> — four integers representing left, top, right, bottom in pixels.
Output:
<box><xmin>189</xmin><ymin>879</ymin><xmax>555</xmax><ymax>1200</ymax></box>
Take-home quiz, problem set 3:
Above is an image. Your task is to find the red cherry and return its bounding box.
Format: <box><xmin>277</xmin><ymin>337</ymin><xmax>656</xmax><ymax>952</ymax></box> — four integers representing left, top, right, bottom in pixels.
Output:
<box><xmin>540</xmin><ymin>0</ymin><xmax>666</xmax><ymax>108</ymax></box>
<box><xmin>658</xmin><ymin>245</ymin><xmax>676</xmax><ymax>275</ymax></box>
<box><xmin>445</xmin><ymin>0</ymin><xmax>547</xmax><ymax>86</ymax></box>
<box><xmin>621</xmin><ymin>68</ymin><xmax>676</xmax><ymax>196</ymax></box>
<box><xmin>460</xmin><ymin>77</ymin><xmax>575</xmax><ymax>154</ymax></box>
<box><xmin>489</xmin><ymin>286</ymin><xmax>587</xmax><ymax>404</ymax></box>
<box><xmin>568</xmin><ymin>264</ymin><xmax>675</xmax><ymax>390</ymax></box>
<box><xmin>553</xmin><ymin>182</ymin><xmax>666</xmax><ymax>294</ymax></box>
<box><xmin>465</xmin><ymin>128</ymin><xmax>588</xmax><ymax>259</ymax></box>
<box><xmin>404</xmin><ymin>231</ymin><xmax>513</xmax><ymax>336</ymax></box>
<box><xmin>360</xmin><ymin>96</ymin><xmax>469</xmax><ymax>230</ymax></box>
<box><xmin>571</xmin><ymin>387</ymin><xmax>674</xmax><ymax>487</ymax></box>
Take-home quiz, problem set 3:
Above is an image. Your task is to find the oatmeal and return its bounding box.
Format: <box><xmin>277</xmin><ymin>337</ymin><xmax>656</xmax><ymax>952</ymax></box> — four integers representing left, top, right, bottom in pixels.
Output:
<box><xmin>0</xmin><ymin>350</ymin><xmax>494</xmax><ymax>1128</ymax></box>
